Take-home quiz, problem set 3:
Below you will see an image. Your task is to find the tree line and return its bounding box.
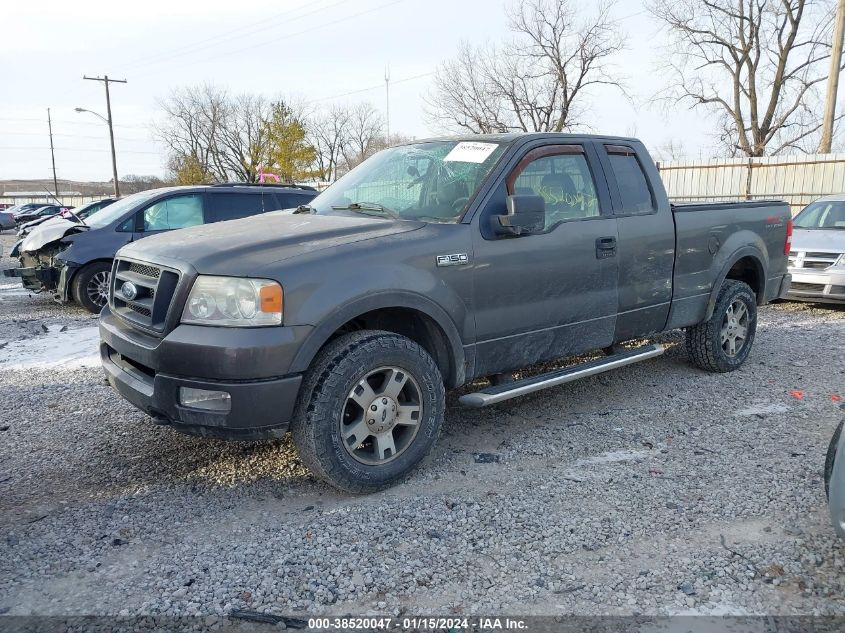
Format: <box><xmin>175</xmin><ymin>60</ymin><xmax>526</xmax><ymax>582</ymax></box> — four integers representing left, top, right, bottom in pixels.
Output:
<box><xmin>155</xmin><ymin>0</ymin><xmax>843</xmax><ymax>183</ymax></box>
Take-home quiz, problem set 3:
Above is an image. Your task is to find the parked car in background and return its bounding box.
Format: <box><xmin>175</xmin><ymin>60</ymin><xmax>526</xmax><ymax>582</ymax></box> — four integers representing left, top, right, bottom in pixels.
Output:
<box><xmin>6</xmin><ymin>202</ymin><xmax>59</xmax><ymax>219</ymax></box>
<box><xmin>827</xmin><ymin>413</ymin><xmax>844</xmax><ymax>538</ymax></box>
<box><xmin>786</xmin><ymin>194</ymin><xmax>845</xmax><ymax>304</ymax></box>
<box><xmin>98</xmin><ymin>133</ymin><xmax>792</xmax><ymax>492</ymax></box>
<box><xmin>13</xmin><ymin>204</ymin><xmax>72</xmax><ymax>225</ymax></box>
<box><xmin>4</xmin><ymin>184</ymin><xmax>317</xmax><ymax>313</ymax></box>
<box><xmin>0</xmin><ymin>211</ymin><xmax>16</xmax><ymax>231</ymax></box>
<box><xmin>17</xmin><ymin>198</ymin><xmax>116</xmax><ymax>238</ymax></box>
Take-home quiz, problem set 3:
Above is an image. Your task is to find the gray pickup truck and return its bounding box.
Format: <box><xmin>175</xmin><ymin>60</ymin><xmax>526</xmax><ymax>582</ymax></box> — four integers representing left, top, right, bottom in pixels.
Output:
<box><xmin>99</xmin><ymin>133</ymin><xmax>793</xmax><ymax>492</ymax></box>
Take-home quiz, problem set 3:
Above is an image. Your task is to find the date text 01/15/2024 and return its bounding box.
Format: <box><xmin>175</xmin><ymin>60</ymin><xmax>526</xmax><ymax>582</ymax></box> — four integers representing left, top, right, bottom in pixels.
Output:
<box><xmin>307</xmin><ymin>617</ymin><xmax>528</xmax><ymax>630</ymax></box>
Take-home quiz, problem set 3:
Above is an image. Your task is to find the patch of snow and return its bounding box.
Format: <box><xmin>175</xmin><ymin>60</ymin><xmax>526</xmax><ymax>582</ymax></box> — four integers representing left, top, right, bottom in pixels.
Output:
<box><xmin>0</xmin><ymin>326</ymin><xmax>100</xmax><ymax>371</ymax></box>
<box><xmin>575</xmin><ymin>449</ymin><xmax>652</xmax><ymax>465</ymax></box>
<box><xmin>663</xmin><ymin>601</ymin><xmax>755</xmax><ymax>616</ymax></box>
<box><xmin>735</xmin><ymin>403</ymin><xmax>789</xmax><ymax>416</ymax></box>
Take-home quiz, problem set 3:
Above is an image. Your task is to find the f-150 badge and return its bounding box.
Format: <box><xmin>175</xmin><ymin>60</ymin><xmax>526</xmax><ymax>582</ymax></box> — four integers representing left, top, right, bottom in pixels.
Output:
<box><xmin>436</xmin><ymin>253</ymin><xmax>469</xmax><ymax>267</ymax></box>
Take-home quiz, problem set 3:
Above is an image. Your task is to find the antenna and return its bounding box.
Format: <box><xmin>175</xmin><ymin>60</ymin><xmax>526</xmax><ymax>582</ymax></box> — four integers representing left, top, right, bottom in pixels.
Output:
<box><xmin>384</xmin><ymin>65</ymin><xmax>391</xmax><ymax>146</ymax></box>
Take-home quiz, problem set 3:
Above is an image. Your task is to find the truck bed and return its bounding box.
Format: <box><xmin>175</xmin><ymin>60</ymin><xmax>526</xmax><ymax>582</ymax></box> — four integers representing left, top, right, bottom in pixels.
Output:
<box><xmin>666</xmin><ymin>199</ymin><xmax>791</xmax><ymax>330</ymax></box>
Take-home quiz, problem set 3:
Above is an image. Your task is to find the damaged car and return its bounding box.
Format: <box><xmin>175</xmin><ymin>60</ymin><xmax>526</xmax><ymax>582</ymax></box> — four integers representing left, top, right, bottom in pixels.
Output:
<box><xmin>4</xmin><ymin>184</ymin><xmax>317</xmax><ymax>313</ymax></box>
<box><xmin>16</xmin><ymin>197</ymin><xmax>116</xmax><ymax>239</ymax></box>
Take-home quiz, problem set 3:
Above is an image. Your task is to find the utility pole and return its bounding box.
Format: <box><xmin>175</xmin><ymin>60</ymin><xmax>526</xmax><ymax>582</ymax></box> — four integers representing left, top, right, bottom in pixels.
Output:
<box><xmin>83</xmin><ymin>75</ymin><xmax>127</xmax><ymax>196</ymax></box>
<box><xmin>384</xmin><ymin>65</ymin><xmax>391</xmax><ymax>147</ymax></box>
<box><xmin>47</xmin><ymin>108</ymin><xmax>58</xmax><ymax>197</ymax></box>
<box><xmin>820</xmin><ymin>0</ymin><xmax>845</xmax><ymax>153</ymax></box>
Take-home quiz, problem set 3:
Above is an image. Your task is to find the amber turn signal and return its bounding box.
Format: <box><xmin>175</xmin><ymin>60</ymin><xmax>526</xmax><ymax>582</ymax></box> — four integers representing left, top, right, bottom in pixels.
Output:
<box><xmin>260</xmin><ymin>283</ymin><xmax>283</xmax><ymax>313</ymax></box>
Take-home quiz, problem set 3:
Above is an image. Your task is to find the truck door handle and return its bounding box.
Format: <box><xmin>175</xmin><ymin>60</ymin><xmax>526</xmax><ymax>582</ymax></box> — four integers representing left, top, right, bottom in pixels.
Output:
<box><xmin>596</xmin><ymin>236</ymin><xmax>617</xmax><ymax>259</ymax></box>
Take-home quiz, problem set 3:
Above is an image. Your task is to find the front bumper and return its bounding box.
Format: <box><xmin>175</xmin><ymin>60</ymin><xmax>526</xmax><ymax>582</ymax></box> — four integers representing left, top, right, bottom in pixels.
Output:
<box><xmin>99</xmin><ymin>307</ymin><xmax>310</xmax><ymax>440</ymax></box>
<box><xmin>2</xmin><ymin>264</ymin><xmax>56</xmax><ymax>292</ymax></box>
<box><xmin>2</xmin><ymin>261</ymin><xmax>73</xmax><ymax>300</ymax></box>
<box><xmin>786</xmin><ymin>267</ymin><xmax>845</xmax><ymax>304</ymax></box>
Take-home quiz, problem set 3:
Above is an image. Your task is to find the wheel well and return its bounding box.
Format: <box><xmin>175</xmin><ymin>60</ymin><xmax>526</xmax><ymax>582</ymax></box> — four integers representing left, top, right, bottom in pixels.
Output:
<box><xmin>68</xmin><ymin>259</ymin><xmax>113</xmax><ymax>300</ymax></box>
<box><xmin>328</xmin><ymin>308</ymin><xmax>456</xmax><ymax>387</ymax></box>
<box><xmin>725</xmin><ymin>256</ymin><xmax>764</xmax><ymax>302</ymax></box>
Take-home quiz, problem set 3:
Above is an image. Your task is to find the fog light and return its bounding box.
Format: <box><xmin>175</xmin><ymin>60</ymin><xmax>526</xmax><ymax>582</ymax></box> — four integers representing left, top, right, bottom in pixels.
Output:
<box><xmin>179</xmin><ymin>387</ymin><xmax>231</xmax><ymax>412</ymax></box>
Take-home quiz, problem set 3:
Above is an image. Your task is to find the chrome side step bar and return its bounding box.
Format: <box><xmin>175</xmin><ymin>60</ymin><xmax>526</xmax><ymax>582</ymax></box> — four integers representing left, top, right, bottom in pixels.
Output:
<box><xmin>459</xmin><ymin>344</ymin><xmax>665</xmax><ymax>408</ymax></box>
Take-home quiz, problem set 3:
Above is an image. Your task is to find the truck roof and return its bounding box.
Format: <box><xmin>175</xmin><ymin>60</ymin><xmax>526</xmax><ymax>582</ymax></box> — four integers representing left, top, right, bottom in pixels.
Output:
<box><xmin>407</xmin><ymin>132</ymin><xmax>641</xmax><ymax>145</ymax></box>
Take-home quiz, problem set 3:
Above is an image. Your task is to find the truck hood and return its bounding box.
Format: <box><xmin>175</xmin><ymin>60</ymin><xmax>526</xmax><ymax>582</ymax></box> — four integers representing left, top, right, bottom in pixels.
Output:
<box><xmin>20</xmin><ymin>219</ymin><xmax>84</xmax><ymax>253</ymax></box>
<box><xmin>791</xmin><ymin>228</ymin><xmax>845</xmax><ymax>253</ymax></box>
<box><xmin>118</xmin><ymin>212</ymin><xmax>424</xmax><ymax>275</ymax></box>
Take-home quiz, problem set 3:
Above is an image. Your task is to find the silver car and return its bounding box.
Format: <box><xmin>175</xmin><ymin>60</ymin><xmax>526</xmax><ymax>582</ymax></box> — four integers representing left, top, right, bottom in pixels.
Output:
<box><xmin>786</xmin><ymin>194</ymin><xmax>845</xmax><ymax>303</ymax></box>
<box><xmin>827</xmin><ymin>415</ymin><xmax>844</xmax><ymax>538</ymax></box>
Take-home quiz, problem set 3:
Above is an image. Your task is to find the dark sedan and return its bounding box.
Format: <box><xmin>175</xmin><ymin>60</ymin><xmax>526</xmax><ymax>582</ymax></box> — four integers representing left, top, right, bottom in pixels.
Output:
<box><xmin>14</xmin><ymin>204</ymin><xmax>72</xmax><ymax>225</ymax></box>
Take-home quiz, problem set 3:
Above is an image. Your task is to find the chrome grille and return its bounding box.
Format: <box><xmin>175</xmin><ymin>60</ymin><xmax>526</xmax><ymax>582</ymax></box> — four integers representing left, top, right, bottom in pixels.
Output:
<box><xmin>788</xmin><ymin>251</ymin><xmax>841</xmax><ymax>270</ymax></box>
<box><xmin>128</xmin><ymin>262</ymin><xmax>161</xmax><ymax>279</ymax></box>
<box><xmin>110</xmin><ymin>258</ymin><xmax>180</xmax><ymax>333</ymax></box>
<box><xmin>790</xmin><ymin>282</ymin><xmax>826</xmax><ymax>292</ymax></box>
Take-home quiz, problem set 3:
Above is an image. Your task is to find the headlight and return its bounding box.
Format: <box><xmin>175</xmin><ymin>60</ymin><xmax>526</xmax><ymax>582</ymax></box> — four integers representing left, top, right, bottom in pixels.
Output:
<box><xmin>181</xmin><ymin>276</ymin><xmax>283</xmax><ymax>327</ymax></box>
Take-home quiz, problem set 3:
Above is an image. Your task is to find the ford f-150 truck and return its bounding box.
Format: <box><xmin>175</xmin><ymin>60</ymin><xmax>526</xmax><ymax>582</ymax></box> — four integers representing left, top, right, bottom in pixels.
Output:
<box><xmin>99</xmin><ymin>133</ymin><xmax>793</xmax><ymax>492</ymax></box>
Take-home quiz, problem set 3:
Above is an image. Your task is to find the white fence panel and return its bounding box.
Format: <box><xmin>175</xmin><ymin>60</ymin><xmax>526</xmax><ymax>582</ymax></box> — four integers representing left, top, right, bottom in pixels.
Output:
<box><xmin>656</xmin><ymin>153</ymin><xmax>845</xmax><ymax>213</ymax></box>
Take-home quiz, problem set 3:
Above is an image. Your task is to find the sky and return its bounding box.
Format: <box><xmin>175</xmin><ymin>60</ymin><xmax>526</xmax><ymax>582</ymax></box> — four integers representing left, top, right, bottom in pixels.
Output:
<box><xmin>0</xmin><ymin>0</ymin><xmax>723</xmax><ymax>183</ymax></box>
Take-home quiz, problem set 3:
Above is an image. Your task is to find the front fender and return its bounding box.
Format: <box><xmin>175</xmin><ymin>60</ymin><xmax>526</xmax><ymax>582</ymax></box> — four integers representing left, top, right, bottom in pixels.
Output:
<box><xmin>289</xmin><ymin>289</ymin><xmax>468</xmax><ymax>386</ymax></box>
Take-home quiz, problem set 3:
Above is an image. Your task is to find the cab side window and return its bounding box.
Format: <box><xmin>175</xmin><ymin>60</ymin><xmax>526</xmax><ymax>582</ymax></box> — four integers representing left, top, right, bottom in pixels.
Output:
<box><xmin>143</xmin><ymin>194</ymin><xmax>205</xmax><ymax>231</ymax></box>
<box><xmin>511</xmin><ymin>151</ymin><xmax>599</xmax><ymax>223</ymax></box>
<box><xmin>605</xmin><ymin>146</ymin><xmax>655</xmax><ymax>214</ymax></box>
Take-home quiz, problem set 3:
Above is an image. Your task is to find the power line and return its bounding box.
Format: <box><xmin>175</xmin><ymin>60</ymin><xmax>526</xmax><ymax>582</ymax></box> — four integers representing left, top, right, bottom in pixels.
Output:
<box><xmin>132</xmin><ymin>0</ymin><xmax>410</xmax><ymax>79</ymax></box>
<box><xmin>0</xmin><ymin>116</ymin><xmax>148</xmax><ymax>130</ymax></box>
<box><xmin>0</xmin><ymin>147</ymin><xmax>162</xmax><ymax>155</ymax></box>
<box><xmin>119</xmin><ymin>0</ymin><xmax>348</xmax><ymax>72</ymax></box>
<box><xmin>305</xmin><ymin>70</ymin><xmax>436</xmax><ymax>104</ymax></box>
<box><xmin>1</xmin><ymin>131</ymin><xmax>155</xmax><ymax>142</ymax></box>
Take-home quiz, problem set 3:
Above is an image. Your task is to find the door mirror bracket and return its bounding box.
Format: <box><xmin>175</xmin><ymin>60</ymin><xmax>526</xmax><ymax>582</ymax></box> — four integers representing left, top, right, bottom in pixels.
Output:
<box><xmin>494</xmin><ymin>195</ymin><xmax>545</xmax><ymax>236</ymax></box>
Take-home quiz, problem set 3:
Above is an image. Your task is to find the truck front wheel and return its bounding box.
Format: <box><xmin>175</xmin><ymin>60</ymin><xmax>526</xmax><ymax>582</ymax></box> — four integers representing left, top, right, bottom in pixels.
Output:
<box><xmin>685</xmin><ymin>279</ymin><xmax>757</xmax><ymax>373</ymax></box>
<box><xmin>291</xmin><ymin>330</ymin><xmax>445</xmax><ymax>493</ymax></box>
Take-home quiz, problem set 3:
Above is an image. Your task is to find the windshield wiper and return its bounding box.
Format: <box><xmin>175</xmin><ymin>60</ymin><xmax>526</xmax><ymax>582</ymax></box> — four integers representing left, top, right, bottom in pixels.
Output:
<box><xmin>330</xmin><ymin>201</ymin><xmax>400</xmax><ymax>219</ymax></box>
<box><xmin>293</xmin><ymin>204</ymin><xmax>314</xmax><ymax>214</ymax></box>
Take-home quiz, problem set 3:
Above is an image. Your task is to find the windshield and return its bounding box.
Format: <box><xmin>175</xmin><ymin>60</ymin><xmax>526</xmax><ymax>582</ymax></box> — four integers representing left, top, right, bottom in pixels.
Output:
<box><xmin>86</xmin><ymin>189</ymin><xmax>163</xmax><ymax>229</ymax></box>
<box><xmin>310</xmin><ymin>141</ymin><xmax>507</xmax><ymax>222</ymax></box>
<box><xmin>794</xmin><ymin>200</ymin><xmax>845</xmax><ymax>229</ymax></box>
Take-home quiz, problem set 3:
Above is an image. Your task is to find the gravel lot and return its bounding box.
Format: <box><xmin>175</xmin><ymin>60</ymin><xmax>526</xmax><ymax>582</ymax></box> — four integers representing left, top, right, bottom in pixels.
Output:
<box><xmin>1</xmin><ymin>229</ymin><xmax>844</xmax><ymax>619</ymax></box>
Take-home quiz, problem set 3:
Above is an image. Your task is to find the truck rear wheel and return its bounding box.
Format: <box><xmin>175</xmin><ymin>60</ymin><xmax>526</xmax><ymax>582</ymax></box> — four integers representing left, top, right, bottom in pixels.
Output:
<box><xmin>685</xmin><ymin>280</ymin><xmax>757</xmax><ymax>373</ymax></box>
<box><xmin>291</xmin><ymin>330</ymin><xmax>445</xmax><ymax>493</ymax></box>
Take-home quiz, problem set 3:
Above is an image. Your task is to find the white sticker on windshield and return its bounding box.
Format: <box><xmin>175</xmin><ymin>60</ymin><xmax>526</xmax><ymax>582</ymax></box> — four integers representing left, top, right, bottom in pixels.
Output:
<box><xmin>443</xmin><ymin>142</ymin><xmax>498</xmax><ymax>163</ymax></box>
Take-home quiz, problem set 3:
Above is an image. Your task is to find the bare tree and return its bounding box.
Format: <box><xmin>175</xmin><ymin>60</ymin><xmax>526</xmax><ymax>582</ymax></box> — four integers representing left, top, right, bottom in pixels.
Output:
<box><xmin>426</xmin><ymin>0</ymin><xmax>625</xmax><ymax>133</ymax></box>
<box><xmin>155</xmin><ymin>84</ymin><xmax>225</xmax><ymax>181</ymax></box>
<box><xmin>340</xmin><ymin>102</ymin><xmax>386</xmax><ymax>172</ymax></box>
<box><xmin>308</xmin><ymin>105</ymin><xmax>351</xmax><ymax>182</ymax></box>
<box><xmin>156</xmin><ymin>85</ymin><xmax>313</xmax><ymax>182</ymax></box>
<box><xmin>650</xmin><ymin>0</ymin><xmax>841</xmax><ymax>156</ymax></box>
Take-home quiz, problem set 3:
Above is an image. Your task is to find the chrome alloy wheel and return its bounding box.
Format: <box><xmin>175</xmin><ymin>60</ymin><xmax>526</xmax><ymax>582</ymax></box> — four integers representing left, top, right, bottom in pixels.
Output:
<box><xmin>340</xmin><ymin>366</ymin><xmax>423</xmax><ymax>465</ymax></box>
<box><xmin>87</xmin><ymin>271</ymin><xmax>111</xmax><ymax>307</ymax></box>
<box><xmin>720</xmin><ymin>299</ymin><xmax>749</xmax><ymax>357</ymax></box>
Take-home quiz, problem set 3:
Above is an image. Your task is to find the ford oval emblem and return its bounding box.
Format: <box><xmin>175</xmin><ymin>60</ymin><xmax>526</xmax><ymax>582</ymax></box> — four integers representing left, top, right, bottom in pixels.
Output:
<box><xmin>121</xmin><ymin>281</ymin><xmax>138</xmax><ymax>301</ymax></box>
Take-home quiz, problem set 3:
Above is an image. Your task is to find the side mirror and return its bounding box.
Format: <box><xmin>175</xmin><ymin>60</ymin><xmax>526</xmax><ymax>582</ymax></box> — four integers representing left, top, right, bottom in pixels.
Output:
<box><xmin>494</xmin><ymin>195</ymin><xmax>545</xmax><ymax>236</ymax></box>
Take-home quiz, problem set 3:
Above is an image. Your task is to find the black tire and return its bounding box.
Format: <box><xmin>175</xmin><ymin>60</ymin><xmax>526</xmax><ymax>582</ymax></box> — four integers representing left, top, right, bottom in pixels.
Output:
<box><xmin>825</xmin><ymin>420</ymin><xmax>843</xmax><ymax>501</ymax></box>
<box><xmin>291</xmin><ymin>330</ymin><xmax>445</xmax><ymax>493</ymax></box>
<box><xmin>685</xmin><ymin>279</ymin><xmax>757</xmax><ymax>373</ymax></box>
<box><xmin>71</xmin><ymin>261</ymin><xmax>112</xmax><ymax>314</ymax></box>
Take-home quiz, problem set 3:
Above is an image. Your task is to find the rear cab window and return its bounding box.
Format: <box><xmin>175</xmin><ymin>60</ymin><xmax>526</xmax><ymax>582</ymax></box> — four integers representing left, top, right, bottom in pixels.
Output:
<box><xmin>604</xmin><ymin>145</ymin><xmax>656</xmax><ymax>215</ymax></box>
